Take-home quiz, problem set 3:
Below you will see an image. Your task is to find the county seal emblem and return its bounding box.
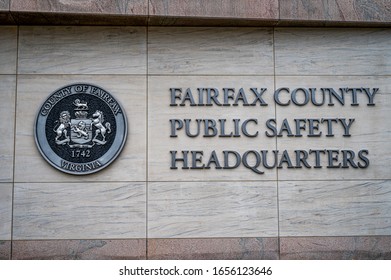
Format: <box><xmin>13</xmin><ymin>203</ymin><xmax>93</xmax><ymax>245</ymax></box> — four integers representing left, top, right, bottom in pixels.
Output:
<box><xmin>34</xmin><ymin>83</ymin><xmax>127</xmax><ymax>175</ymax></box>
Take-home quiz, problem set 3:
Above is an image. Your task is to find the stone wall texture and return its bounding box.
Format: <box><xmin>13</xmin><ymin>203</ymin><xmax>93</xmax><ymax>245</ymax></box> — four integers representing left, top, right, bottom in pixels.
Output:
<box><xmin>0</xmin><ymin>1</ymin><xmax>390</xmax><ymax>260</ymax></box>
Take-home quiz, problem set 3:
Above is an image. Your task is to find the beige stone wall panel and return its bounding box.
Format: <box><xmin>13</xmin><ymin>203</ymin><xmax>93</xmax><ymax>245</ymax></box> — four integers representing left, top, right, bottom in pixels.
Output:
<box><xmin>275</xmin><ymin>76</ymin><xmax>391</xmax><ymax>180</ymax></box>
<box><xmin>14</xmin><ymin>75</ymin><xmax>146</xmax><ymax>182</ymax></box>
<box><xmin>13</xmin><ymin>182</ymin><xmax>146</xmax><ymax>239</ymax></box>
<box><xmin>275</xmin><ymin>28</ymin><xmax>391</xmax><ymax>75</ymax></box>
<box><xmin>148</xmin><ymin>27</ymin><xmax>274</xmax><ymax>75</ymax></box>
<box><xmin>148</xmin><ymin>75</ymin><xmax>277</xmax><ymax>181</ymax></box>
<box><xmin>18</xmin><ymin>26</ymin><xmax>146</xmax><ymax>75</ymax></box>
<box><xmin>148</xmin><ymin>181</ymin><xmax>278</xmax><ymax>238</ymax></box>
<box><xmin>0</xmin><ymin>184</ymin><xmax>12</xmax><ymax>240</ymax></box>
<box><xmin>0</xmin><ymin>26</ymin><xmax>17</xmax><ymax>74</ymax></box>
<box><xmin>279</xmin><ymin>180</ymin><xmax>391</xmax><ymax>237</ymax></box>
<box><xmin>0</xmin><ymin>75</ymin><xmax>16</xmax><ymax>182</ymax></box>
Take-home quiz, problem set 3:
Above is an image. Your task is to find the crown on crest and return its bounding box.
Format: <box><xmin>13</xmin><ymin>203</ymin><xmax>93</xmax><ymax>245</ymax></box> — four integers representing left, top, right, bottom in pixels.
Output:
<box><xmin>73</xmin><ymin>99</ymin><xmax>89</xmax><ymax>119</ymax></box>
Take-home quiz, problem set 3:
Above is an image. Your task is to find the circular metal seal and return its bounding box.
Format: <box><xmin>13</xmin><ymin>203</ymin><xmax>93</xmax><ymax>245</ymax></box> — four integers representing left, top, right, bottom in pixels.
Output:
<box><xmin>34</xmin><ymin>83</ymin><xmax>127</xmax><ymax>175</ymax></box>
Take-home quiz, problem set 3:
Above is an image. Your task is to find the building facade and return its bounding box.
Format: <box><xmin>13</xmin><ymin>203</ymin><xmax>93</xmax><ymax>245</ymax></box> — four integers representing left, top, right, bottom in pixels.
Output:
<box><xmin>0</xmin><ymin>0</ymin><xmax>390</xmax><ymax>259</ymax></box>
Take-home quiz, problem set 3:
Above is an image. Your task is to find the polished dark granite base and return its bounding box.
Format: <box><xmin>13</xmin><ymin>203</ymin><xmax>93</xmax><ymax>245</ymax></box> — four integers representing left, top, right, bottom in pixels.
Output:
<box><xmin>0</xmin><ymin>241</ymin><xmax>11</xmax><ymax>260</ymax></box>
<box><xmin>12</xmin><ymin>239</ymin><xmax>146</xmax><ymax>260</ymax></box>
<box><xmin>6</xmin><ymin>236</ymin><xmax>391</xmax><ymax>259</ymax></box>
<box><xmin>148</xmin><ymin>238</ymin><xmax>279</xmax><ymax>260</ymax></box>
<box><xmin>280</xmin><ymin>236</ymin><xmax>391</xmax><ymax>260</ymax></box>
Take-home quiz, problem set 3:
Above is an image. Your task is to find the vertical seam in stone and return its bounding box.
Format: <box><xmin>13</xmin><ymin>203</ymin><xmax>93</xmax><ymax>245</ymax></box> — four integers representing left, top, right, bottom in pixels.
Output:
<box><xmin>146</xmin><ymin>2</ymin><xmax>150</xmax><ymax>258</ymax></box>
<box><xmin>10</xmin><ymin>25</ymin><xmax>20</xmax><ymax>260</ymax></box>
<box><xmin>272</xmin><ymin>26</ymin><xmax>281</xmax><ymax>260</ymax></box>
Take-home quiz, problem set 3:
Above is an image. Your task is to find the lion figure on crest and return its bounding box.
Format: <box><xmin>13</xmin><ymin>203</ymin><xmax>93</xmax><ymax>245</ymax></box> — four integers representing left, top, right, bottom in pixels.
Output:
<box><xmin>54</xmin><ymin>111</ymin><xmax>71</xmax><ymax>144</ymax></box>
